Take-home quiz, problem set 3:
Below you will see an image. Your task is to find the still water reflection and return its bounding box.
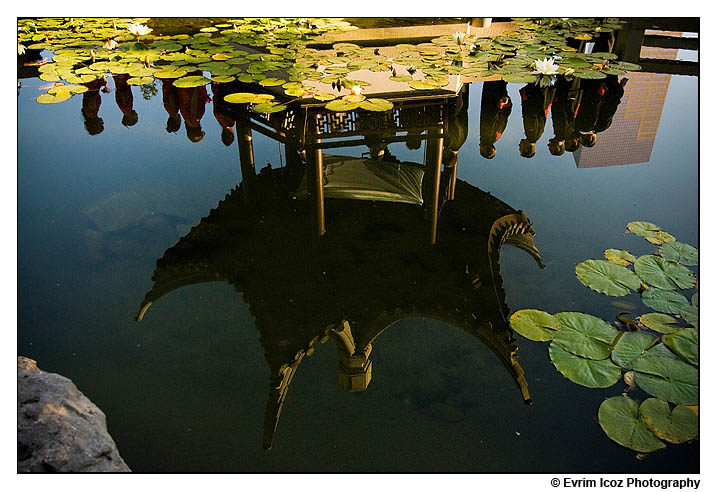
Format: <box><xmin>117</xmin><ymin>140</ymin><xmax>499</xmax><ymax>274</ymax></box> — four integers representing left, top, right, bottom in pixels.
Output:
<box><xmin>17</xmin><ymin>21</ymin><xmax>698</xmax><ymax>473</ymax></box>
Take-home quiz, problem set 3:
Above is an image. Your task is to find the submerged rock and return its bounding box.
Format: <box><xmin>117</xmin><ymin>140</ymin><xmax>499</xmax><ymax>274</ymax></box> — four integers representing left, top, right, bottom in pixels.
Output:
<box><xmin>17</xmin><ymin>357</ymin><xmax>130</xmax><ymax>472</ymax></box>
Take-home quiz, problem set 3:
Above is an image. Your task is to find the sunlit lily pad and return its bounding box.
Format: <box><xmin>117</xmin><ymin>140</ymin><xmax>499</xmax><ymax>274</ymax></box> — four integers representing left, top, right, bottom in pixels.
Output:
<box><xmin>312</xmin><ymin>92</ymin><xmax>337</xmax><ymax>101</ymax></box>
<box><xmin>509</xmin><ymin>309</ymin><xmax>561</xmax><ymax>342</ymax></box>
<box><xmin>663</xmin><ymin>328</ymin><xmax>698</xmax><ymax>366</ymax></box>
<box><xmin>627</xmin><ymin>221</ymin><xmax>661</xmax><ymax>236</ymax></box>
<box><xmin>325</xmin><ymin>99</ymin><xmax>360</xmax><ymax>112</ymax></box>
<box><xmin>574</xmin><ymin>70</ymin><xmax>607</xmax><ymax>79</ymax></box>
<box><xmin>36</xmin><ymin>91</ymin><xmax>72</xmax><ymax>104</ymax></box>
<box><xmin>548</xmin><ymin>343</ymin><xmax>621</xmax><ymax>388</ymax></box>
<box><xmin>634</xmin><ymin>255</ymin><xmax>696</xmax><ymax>291</ymax></box>
<box><xmin>358</xmin><ymin>98</ymin><xmax>394</xmax><ymax>112</ymax></box>
<box><xmin>641</xmin><ymin>288</ymin><xmax>689</xmax><ymax>314</ymax></box>
<box><xmin>154</xmin><ymin>68</ymin><xmax>188</xmax><ymax>79</ymax></box>
<box><xmin>611</xmin><ymin>331</ymin><xmax>659</xmax><ymax>369</ymax></box>
<box><xmin>258</xmin><ymin>77</ymin><xmax>286</xmax><ymax>87</ymax></box>
<box><xmin>639</xmin><ymin>312</ymin><xmax>681</xmax><ymax>334</ymax></box>
<box><xmin>553</xmin><ymin>312</ymin><xmax>619</xmax><ymax>360</ymax></box>
<box><xmin>632</xmin><ymin>354</ymin><xmax>698</xmax><ymax>405</ymax></box>
<box><xmin>658</xmin><ymin>241</ymin><xmax>698</xmax><ymax>266</ymax></box>
<box><xmin>644</xmin><ymin>230</ymin><xmax>676</xmax><ymax>245</ymax></box>
<box><xmin>172</xmin><ymin>75</ymin><xmax>211</xmax><ymax>88</ymax></box>
<box><xmin>604</xmin><ymin>249</ymin><xmax>636</xmax><ymax>266</ymax></box>
<box><xmin>575</xmin><ymin>259</ymin><xmax>641</xmax><ymax>297</ymax></box>
<box><xmin>408</xmin><ymin>79</ymin><xmax>439</xmax><ymax>90</ymax></box>
<box><xmin>48</xmin><ymin>83</ymin><xmax>88</xmax><ymax>94</ymax></box>
<box><xmin>639</xmin><ymin>398</ymin><xmax>698</xmax><ymax>444</ymax></box>
<box><xmin>598</xmin><ymin>396</ymin><xmax>666</xmax><ymax>453</ymax></box>
<box><xmin>389</xmin><ymin>74</ymin><xmax>414</xmax><ymax>82</ymax></box>
<box><xmin>211</xmin><ymin>75</ymin><xmax>235</xmax><ymax>83</ymax></box>
<box><xmin>251</xmin><ymin>102</ymin><xmax>287</xmax><ymax>114</ymax></box>
<box><xmin>501</xmin><ymin>72</ymin><xmax>539</xmax><ymax>83</ymax></box>
<box><xmin>224</xmin><ymin>92</ymin><xmax>274</xmax><ymax>104</ymax></box>
<box><xmin>127</xmin><ymin>76</ymin><xmax>154</xmax><ymax>85</ymax></box>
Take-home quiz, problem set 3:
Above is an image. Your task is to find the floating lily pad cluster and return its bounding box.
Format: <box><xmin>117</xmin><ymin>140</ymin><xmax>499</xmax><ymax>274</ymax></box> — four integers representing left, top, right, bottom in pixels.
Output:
<box><xmin>19</xmin><ymin>17</ymin><xmax>638</xmax><ymax>115</ymax></box>
<box><xmin>510</xmin><ymin>221</ymin><xmax>698</xmax><ymax>455</ymax></box>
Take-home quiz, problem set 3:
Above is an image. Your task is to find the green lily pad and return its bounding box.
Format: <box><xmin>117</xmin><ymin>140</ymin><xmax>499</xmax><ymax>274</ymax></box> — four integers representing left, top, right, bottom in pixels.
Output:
<box><xmin>632</xmin><ymin>354</ymin><xmax>698</xmax><ymax>405</ymax></box>
<box><xmin>611</xmin><ymin>331</ymin><xmax>659</xmax><ymax>369</ymax></box>
<box><xmin>574</xmin><ymin>70</ymin><xmax>607</xmax><ymax>79</ymax></box>
<box><xmin>509</xmin><ymin>309</ymin><xmax>561</xmax><ymax>342</ymax></box>
<box><xmin>639</xmin><ymin>313</ymin><xmax>681</xmax><ymax>334</ymax></box>
<box><xmin>358</xmin><ymin>98</ymin><xmax>394</xmax><ymax>112</ymax></box>
<box><xmin>604</xmin><ymin>249</ymin><xmax>636</xmax><ymax>266</ymax></box>
<box><xmin>224</xmin><ymin>92</ymin><xmax>274</xmax><ymax>104</ymax></box>
<box><xmin>575</xmin><ymin>259</ymin><xmax>641</xmax><ymax>297</ymax></box>
<box><xmin>127</xmin><ymin>76</ymin><xmax>154</xmax><ymax>85</ymax></box>
<box><xmin>389</xmin><ymin>74</ymin><xmax>414</xmax><ymax>82</ymax></box>
<box><xmin>251</xmin><ymin>102</ymin><xmax>287</xmax><ymax>114</ymax></box>
<box><xmin>552</xmin><ymin>312</ymin><xmax>619</xmax><ymax>360</ymax></box>
<box><xmin>634</xmin><ymin>255</ymin><xmax>696</xmax><ymax>291</ymax></box>
<box><xmin>645</xmin><ymin>231</ymin><xmax>676</xmax><ymax>245</ymax></box>
<box><xmin>679</xmin><ymin>304</ymin><xmax>698</xmax><ymax>329</ymax></box>
<box><xmin>658</xmin><ymin>241</ymin><xmax>698</xmax><ymax>266</ymax></box>
<box><xmin>211</xmin><ymin>75</ymin><xmax>236</xmax><ymax>83</ymax></box>
<box><xmin>614</xmin><ymin>61</ymin><xmax>642</xmax><ymax>71</ymax></box>
<box><xmin>642</xmin><ymin>289</ymin><xmax>690</xmax><ymax>314</ymax></box>
<box><xmin>172</xmin><ymin>75</ymin><xmax>211</xmax><ymax>88</ymax></box>
<box><xmin>258</xmin><ymin>77</ymin><xmax>286</xmax><ymax>87</ymax></box>
<box><xmin>663</xmin><ymin>328</ymin><xmax>698</xmax><ymax>366</ymax></box>
<box><xmin>408</xmin><ymin>79</ymin><xmax>438</xmax><ymax>90</ymax></box>
<box><xmin>312</xmin><ymin>92</ymin><xmax>337</xmax><ymax>101</ymax></box>
<box><xmin>627</xmin><ymin>221</ymin><xmax>661</xmax><ymax>236</ymax></box>
<box><xmin>549</xmin><ymin>343</ymin><xmax>621</xmax><ymax>388</ymax></box>
<box><xmin>325</xmin><ymin>99</ymin><xmax>360</xmax><ymax>112</ymax></box>
<box><xmin>639</xmin><ymin>398</ymin><xmax>698</xmax><ymax>444</ymax></box>
<box><xmin>598</xmin><ymin>396</ymin><xmax>666</xmax><ymax>453</ymax></box>
<box><xmin>501</xmin><ymin>72</ymin><xmax>539</xmax><ymax>83</ymax></box>
<box><xmin>48</xmin><ymin>83</ymin><xmax>88</xmax><ymax>94</ymax></box>
<box><xmin>36</xmin><ymin>92</ymin><xmax>72</xmax><ymax>104</ymax></box>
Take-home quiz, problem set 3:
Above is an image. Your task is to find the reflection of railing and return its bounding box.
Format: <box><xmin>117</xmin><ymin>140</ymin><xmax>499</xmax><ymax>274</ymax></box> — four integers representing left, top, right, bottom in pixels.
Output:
<box><xmin>614</xmin><ymin>18</ymin><xmax>698</xmax><ymax>76</ymax></box>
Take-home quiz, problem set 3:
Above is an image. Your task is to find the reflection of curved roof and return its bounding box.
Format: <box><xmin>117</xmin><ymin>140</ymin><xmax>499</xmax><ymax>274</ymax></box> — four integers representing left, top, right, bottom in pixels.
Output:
<box><xmin>137</xmin><ymin>163</ymin><xmax>543</xmax><ymax>449</ymax></box>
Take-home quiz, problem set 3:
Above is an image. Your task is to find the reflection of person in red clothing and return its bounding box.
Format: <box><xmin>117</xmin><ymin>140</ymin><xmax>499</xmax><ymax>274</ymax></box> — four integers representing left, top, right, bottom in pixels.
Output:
<box><xmin>161</xmin><ymin>78</ymin><xmax>181</xmax><ymax>133</ymax></box>
<box><xmin>210</xmin><ymin>82</ymin><xmax>236</xmax><ymax>146</ymax></box>
<box><xmin>574</xmin><ymin>75</ymin><xmax>627</xmax><ymax>148</ymax></box>
<box><xmin>112</xmin><ymin>74</ymin><xmax>138</xmax><ymax>127</ymax></box>
<box><xmin>479</xmin><ymin>81</ymin><xmax>512</xmax><ymax>159</ymax></box>
<box><xmin>518</xmin><ymin>83</ymin><xmax>555</xmax><ymax>158</ymax></box>
<box><xmin>178</xmin><ymin>71</ymin><xmax>210</xmax><ymax>143</ymax></box>
<box><xmin>81</xmin><ymin>77</ymin><xmax>107</xmax><ymax>135</ymax></box>
<box><xmin>548</xmin><ymin>76</ymin><xmax>581</xmax><ymax>156</ymax></box>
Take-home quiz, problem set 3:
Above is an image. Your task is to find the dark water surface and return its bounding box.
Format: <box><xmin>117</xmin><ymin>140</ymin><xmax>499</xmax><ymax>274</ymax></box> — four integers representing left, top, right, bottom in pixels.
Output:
<box><xmin>17</xmin><ymin>25</ymin><xmax>698</xmax><ymax>473</ymax></box>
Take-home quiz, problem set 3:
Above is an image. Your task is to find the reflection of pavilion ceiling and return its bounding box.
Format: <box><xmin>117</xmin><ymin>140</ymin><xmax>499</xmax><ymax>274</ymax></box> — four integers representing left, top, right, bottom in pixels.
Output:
<box><xmin>137</xmin><ymin>163</ymin><xmax>543</xmax><ymax>449</ymax></box>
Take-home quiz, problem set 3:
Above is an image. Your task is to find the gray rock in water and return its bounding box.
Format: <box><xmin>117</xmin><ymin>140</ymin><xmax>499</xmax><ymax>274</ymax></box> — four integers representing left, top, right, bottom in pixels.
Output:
<box><xmin>17</xmin><ymin>357</ymin><xmax>130</xmax><ymax>472</ymax></box>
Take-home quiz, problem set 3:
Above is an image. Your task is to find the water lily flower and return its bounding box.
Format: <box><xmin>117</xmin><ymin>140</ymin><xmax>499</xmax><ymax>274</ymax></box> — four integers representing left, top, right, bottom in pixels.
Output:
<box><xmin>127</xmin><ymin>22</ymin><xmax>152</xmax><ymax>37</ymax></box>
<box><xmin>18</xmin><ymin>42</ymin><xmax>26</xmax><ymax>55</ymax></box>
<box><xmin>350</xmin><ymin>85</ymin><xmax>362</xmax><ymax>96</ymax></box>
<box><xmin>532</xmin><ymin>57</ymin><xmax>560</xmax><ymax>76</ymax></box>
<box><xmin>453</xmin><ymin>31</ymin><xmax>466</xmax><ymax>45</ymax></box>
<box><xmin>103</xmin><ymin>39</ymin><xmax>118</xmax><ymax>50</ymax></box>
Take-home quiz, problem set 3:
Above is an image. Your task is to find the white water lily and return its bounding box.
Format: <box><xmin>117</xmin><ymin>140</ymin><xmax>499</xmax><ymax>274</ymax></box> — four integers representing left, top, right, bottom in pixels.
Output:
<box><xmin>103</xmin><ymin>39</ymin><xmax>118</xmax><ymax>50</ymax></box>
<box><xmin>350</xmin><ymin>85</ymin><xmax>362</xmax><ymax>96</ymax></box>
<box><xmin>453</xmin><ymin>31</ymin><xmax>466</xmax><ymax>45</ymax></box>
<box><xmin>532</xmin><ymin>57</ymin><xmax>560</xmax><ymax>76</ymax></box>
<box><xmin>18</xmin><ymin>42</ymin><xmax>26</xmax><ymax>55</ymax></box>
<box><xmin>127</xmin><ymin>22</ymin><xmax>152</xmax><ymax>37</ymax></box>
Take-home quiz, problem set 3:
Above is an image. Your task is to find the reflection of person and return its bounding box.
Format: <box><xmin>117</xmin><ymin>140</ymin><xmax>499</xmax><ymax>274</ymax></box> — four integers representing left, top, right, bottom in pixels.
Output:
<box><xmin>211</xmin><ymin>82</ymin><xmax>236</xmax><ymax>146</ymax></box>
<box><xmin>574</xmin><ymin>75</ymin><xmax>627</xmax><ymax>148</ymax></box>
<box><xmin>442</xmin><ymin>85</ymin><xmax>469</xmax><ymax>168</ymax></box>
<box><xmin>178</xmin><ymin>71</ymin><xmax>210</xmax><ymax>143</ymax></box>
<box><xmin>112</xmin><ymin>74</ymin><xmax>138</xmax><ymax>127</ymax></box>
<box><xmin>479</xmin><ymin>81</ymin><xmax>512</xmax><ymax>159</ymax></box>
<box><xmin>161</xmin><ymin>78</ymin><xmax>181</xmax><ymax>133</ymax></box>
<box><xmin>548</xmin><ymin>77</ymin><xmax>581</xmax><ymax>156</ymax></box>
<box><xmin>519</xmin><ymin>83</ymin><xmax>555</xmax><ymax>158</ymax></box>
<box><xmin>81</xmin><ymin>77</ymin><xmax>107</xmax><ymax>135</ymax></box>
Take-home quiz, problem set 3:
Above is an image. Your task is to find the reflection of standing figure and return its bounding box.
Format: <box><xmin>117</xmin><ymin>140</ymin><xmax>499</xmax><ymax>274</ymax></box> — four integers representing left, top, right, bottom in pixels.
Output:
<box><xmin>574</xmin><ymin>75</ymin><xmax>627</xmax><ymax>148</ymax></box>
<box><xmin>178</xmin><ymin>71</ymin><xmax>210</xmax><ymax>143</ymax></box>
<box><xmin>479</xmin><ymin>81</ymin><xmax>512</xmax><ymax>159</ymax></box>
<box><xmin>113</xmin><ymin>74</ymin><xmax>138</xmax><ymax>127</ymax></box>
<box><xmin>81</xmin><ymin>77</ymin><xmax>107</xmax><ymax>135</ymax></box>
<box><xmin>519</xmin><ymin>83</ymin><xmax>555</xmax><ymax>158</ymax></box>
<box><xmin>548</xmin><ymin>77</ymin><xmax>581</xmax><ymax>155</ymax></box>
<box><xmin>442</xmin><ymin>85</ymin><xmax>469</xmax><ymax>167</ymax></box>
<box><xmin>162</xmin><ymin>79</ymin><xmax>181</xmax><ymax>133</ymax></box>
<box><xmin>211</xmin><ymin>82</ymin><xmax>236</xmax><ymax>146</ymax></box>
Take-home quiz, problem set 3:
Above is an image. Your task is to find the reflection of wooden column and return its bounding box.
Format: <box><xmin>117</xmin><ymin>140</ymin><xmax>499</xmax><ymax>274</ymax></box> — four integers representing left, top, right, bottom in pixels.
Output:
<box><xmin>308</xmin><ymin>113</ymin><xmax>326</xmax><ymax>236</ymax></box>
<box><xmin>236</xmin><ymin>118</ymin><xmax>256</xmax><ymax>200</ymax></box>
<box><xmin>425</xmin><ymin>126</ymin><xmax>444</xmax><ymax>244</ymax></box>
<box><xmin>448</xmin><ymin>156</ymin><xmax>458</xmax><ymax>201</ymax></box>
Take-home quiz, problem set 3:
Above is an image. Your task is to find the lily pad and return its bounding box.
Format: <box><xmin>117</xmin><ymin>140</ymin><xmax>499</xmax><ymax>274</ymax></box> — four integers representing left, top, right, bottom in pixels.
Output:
<box><xmin>663</xmin><ymin>328</ymin><xmax>698</xmax><ymax>366</ymax></box>
<box><xmin>502</xmin><ymin>72</ymin><xmax>539</xmax><ymax>83</ymax></box>
<box><xmin>604</xmin><ymin>249</ymin><xmax>636</xmax><ymax>266</ymax></box>
<box><xmin>679</xmin><ymin>304</ymin><xmax>698</xmax><ymax>329</ymax></box>
<box><xmin>639</xmin><ymin>313</ymin><xmax>681</xmax><ymax>334</ymax></box>
<box><xmin>644</xmin><ymin>230</ymin><xmax>676</xmax><ymax>245</ymax></box>
<box><xmin>553</xmin><ymin>312</ymin><xmax>619</xmax><ymax>360</ymax></box>
<box><xmin>575</xmin><ymin>259</ymin><xmax>641</xmax><ymax>297</ymax></box>
<box><xmin>251</xmin><ymin>102</ymin><xmax>287</xmax><ymax>114</ymax></box>
<box><xmin>632</xmin><ymin>354</ymin><xmax>698</xmax><ymax>405</ymax></box>
<box><xmin>611</xmin><ymin>331</ymin><xmax>659</xmax><ymax>369</ymax></box>
<box><xmin>574</xmin><ymin>70</ymin><xmax>607</xmax><ymax>79</ymax></box>
<box><xmin>598</xmin><ymin>396</ymin><xmax>666</xmax><ymax>453</ymax></box>
<box><xmin>627</xmin><ymin>221</ymin><xmax>662</xmax><ymax>237</ymax></box>
<box><xmin>549</xmin><ymin>343</ymin><xmax>621</xmax><ymax>388</ymax></box>
<box><xmin>389</xmin><ymin>74</ymin><xmax>414</xmax><ymax>82</ymax></box>
<box><xmin>358</xmin><ymin>98</ymin><xmax>394</xmax><ymax>112</ymax></box>
<box><xmin>642</xmin><ymin>289</ymin><xmax>689</xmax><ymax>314</ymax></box>
<box><xmin>325</xmin><ymin>99</ymin><xmax>360</xmax><ymax>112</ymax></box>
<box><xmin>639</xmin><ymin>398</ymin><xmax>698</xmax><ymax>444</ymax></box>
<box><xmin>127</xmin><ymin>76</ymin><xmax>154</xmax><ymax>85</ymax></box>
<box><xmin>172</xmin><ymin>75</ymin><xmax>211</xmax><ymax>88</ymax></box>
<box><xmin>658</xmin><ymin>241</ymin><xmax>698</xmax><ymax>266</ymax></box>
<box><xmin>36</xmin><ymin>92</ymin><xmax>72</xmax><ymax>104</ymax></box>
<box><xmin>509</xmin><ymin>309</ymin><xmax>561</xmax><ymax>342</ymax></box>
<box><xmin>224</xmin><ymin>92</ymin><xmax>274</xmax><ymax>104</ymax></box>
<box><xmin>258</xmin><ymin>77</ymin><xmax>286</xmax><ymax>87</ymax></box>
<box><xmin>312</xmin><ymin>92</ymin><xmax>337</xmax><ymax>101</ymax></box>
<box><xmin>408</xmin><ymin>79</ymin><xmax>439</xmax><ymax>90</ymax></box>
<box><xmin>634</xmin><ymin>255</ymin><xmax>696</xmax><ymax>291</ymax></box>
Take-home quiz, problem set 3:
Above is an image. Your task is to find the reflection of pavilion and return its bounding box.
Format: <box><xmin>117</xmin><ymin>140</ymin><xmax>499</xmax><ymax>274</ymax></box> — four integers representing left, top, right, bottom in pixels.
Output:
<box><xmin>136</xmin><ymin>146</ymin><xmax>544</xmax><ymax>449</ymax></box>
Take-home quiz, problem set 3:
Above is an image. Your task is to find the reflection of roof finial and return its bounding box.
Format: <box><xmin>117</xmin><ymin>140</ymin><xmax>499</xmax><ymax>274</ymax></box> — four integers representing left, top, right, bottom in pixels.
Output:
<box><xmin>330</xmin><ymin>321</ymin><xmax>372</xmax><ymax>392</ymax></box>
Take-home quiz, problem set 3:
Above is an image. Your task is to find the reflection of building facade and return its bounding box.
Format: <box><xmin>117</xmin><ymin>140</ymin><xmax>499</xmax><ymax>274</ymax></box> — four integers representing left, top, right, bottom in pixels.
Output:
<box><xmin>573</xmin><ymin>41</ymin><xmax>679</xmax><ymax>169</ymax></box>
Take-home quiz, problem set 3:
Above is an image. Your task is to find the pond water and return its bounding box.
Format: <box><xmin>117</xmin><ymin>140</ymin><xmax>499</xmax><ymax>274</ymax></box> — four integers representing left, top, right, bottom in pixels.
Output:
<box><xmin>17</xmin><ymin>18</ymin><xmax>699</xmax><ymax>473</ymax></box>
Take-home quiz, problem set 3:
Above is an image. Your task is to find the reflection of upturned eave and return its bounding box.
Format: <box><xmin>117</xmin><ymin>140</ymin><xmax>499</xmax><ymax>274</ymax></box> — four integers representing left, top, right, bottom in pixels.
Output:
<box><xmin>263</xmin><ymin>354</ymin><xmax>305</xmax><ymax>451</ymax></box>
<box><xmin>136</xmin><ymin>268</ymin><xmax>224</xmax><ymax>321</ymax></box>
